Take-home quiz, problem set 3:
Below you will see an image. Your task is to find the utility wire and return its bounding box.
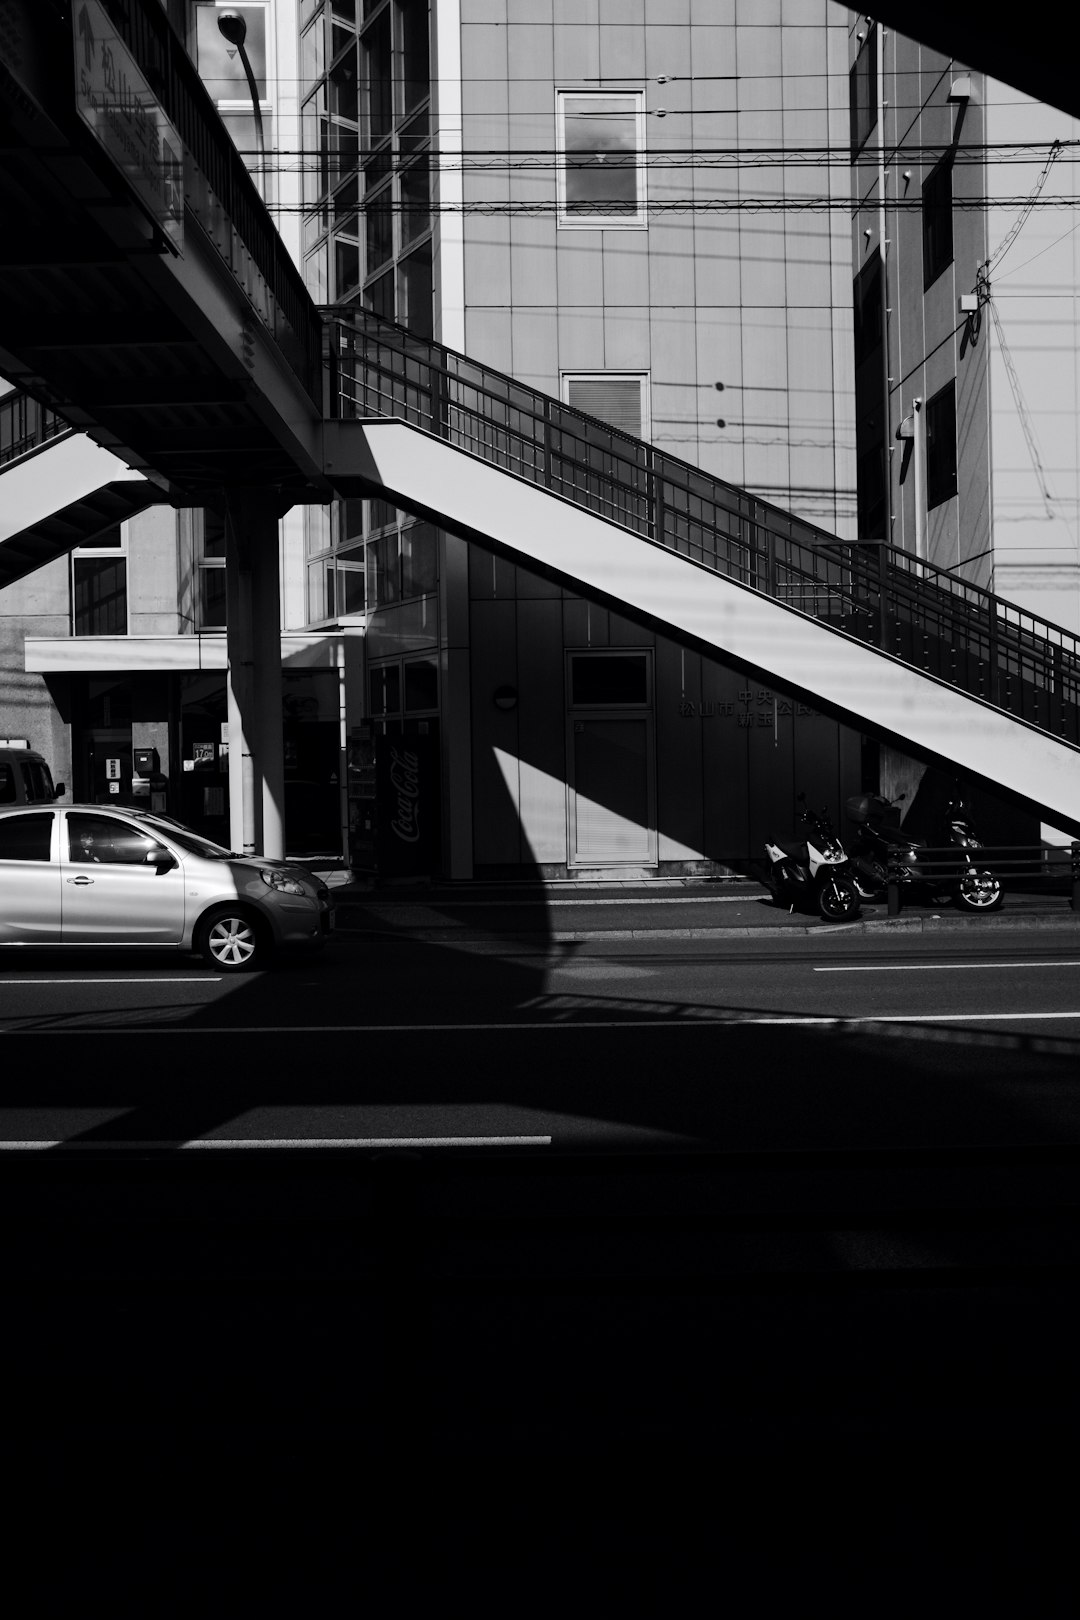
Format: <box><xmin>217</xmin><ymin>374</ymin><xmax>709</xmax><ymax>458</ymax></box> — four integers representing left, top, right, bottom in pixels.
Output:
<box><xmin>986</xmin><ymin>293</ymin><xmax>1056</xmax><ymax>521</ymax></box>
<box><xmin>984</xmin><ymin>140</ymin><xmax>1064</xmax><ymax>276</ymax></box>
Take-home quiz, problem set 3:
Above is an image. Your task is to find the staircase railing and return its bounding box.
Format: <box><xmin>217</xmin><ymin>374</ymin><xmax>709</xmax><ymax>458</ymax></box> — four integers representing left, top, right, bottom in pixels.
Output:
<box><xmin>0</xmin><ymin>389</ymin><xmax>70</xmax><ymax>470</ymax></box>
<box><xmin>326</xmin><ymin>309</ymin><xmax>1080</xmax><ymax>749</ymax></box>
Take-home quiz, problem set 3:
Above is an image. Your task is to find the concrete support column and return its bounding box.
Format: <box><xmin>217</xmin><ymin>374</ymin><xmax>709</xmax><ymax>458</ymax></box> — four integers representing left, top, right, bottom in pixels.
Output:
<box><xmin>225</xmin><ymin>491</ymin><xmax>286</xmax><ymax>859</ymax></box>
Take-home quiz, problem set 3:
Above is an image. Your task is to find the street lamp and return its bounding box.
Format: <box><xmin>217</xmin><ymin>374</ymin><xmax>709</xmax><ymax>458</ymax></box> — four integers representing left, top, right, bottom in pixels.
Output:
<box><xmin>217</xmin><ymin>9</ymin><xmax>265</xmax><ymax>182</ymax></box>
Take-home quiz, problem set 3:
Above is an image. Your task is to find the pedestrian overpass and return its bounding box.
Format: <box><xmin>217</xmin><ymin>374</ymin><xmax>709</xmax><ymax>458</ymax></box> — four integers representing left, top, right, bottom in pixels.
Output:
<box><xmin>1</xmin><ymin>0</ymin><xmax>1078</xmax><ymax>846</ymax></box>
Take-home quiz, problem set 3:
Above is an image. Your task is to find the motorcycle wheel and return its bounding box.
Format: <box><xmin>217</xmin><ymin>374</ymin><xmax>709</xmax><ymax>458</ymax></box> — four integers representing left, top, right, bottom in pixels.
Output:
<box><xmin>954</xmin><ymin>870</ymin><xmax>1003</xmax><ymax>912</ymax></box>
<box><xmin>818</xmin><ymin>875</ymin><xmax>861</xmax><ymax>922</ymax></box>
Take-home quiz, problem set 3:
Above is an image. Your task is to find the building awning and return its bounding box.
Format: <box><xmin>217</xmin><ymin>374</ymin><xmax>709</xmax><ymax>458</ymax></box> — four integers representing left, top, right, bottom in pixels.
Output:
<box><xmin>24</xmin><ymin>631</ymin><xmax>357</xmax><ymax>674</ymax></box>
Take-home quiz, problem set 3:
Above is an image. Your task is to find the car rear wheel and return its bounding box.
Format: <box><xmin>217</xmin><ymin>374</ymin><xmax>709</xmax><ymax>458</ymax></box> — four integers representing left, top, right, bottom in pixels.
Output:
<box><xmin>196</xmin><ymin>907</ymin><xmax>268</xmax><ymax>971</ymax></box>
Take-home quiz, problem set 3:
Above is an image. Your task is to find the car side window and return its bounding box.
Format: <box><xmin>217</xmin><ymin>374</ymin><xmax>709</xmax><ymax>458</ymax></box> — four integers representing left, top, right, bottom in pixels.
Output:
<box><xmin>67</xmin><ymin>813</ymin><xmax>158</xmax><ymax>866</ymax></box>
<box><xmin>0</xmin><ymin>812</ymin><xmax>54</xmax><ymax>861</ymax></box>
<box><xmin>0</xmin><ymin>764</ymin><xmax>16</xmax><ymax>805</ymax></box>
<box><xmin>20</xmin><ymin>760</ymin><xmax>54</xmax><ymax>802</ymax></box>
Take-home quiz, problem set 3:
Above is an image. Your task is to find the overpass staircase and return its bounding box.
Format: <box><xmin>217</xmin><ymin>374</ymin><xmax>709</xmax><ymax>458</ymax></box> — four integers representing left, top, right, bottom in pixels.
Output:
<box><xmin>0</xmin><ymin>386</ymin><xmax>163</xmax><ymax>589</ymax></box>
<box><xmin>323</xmin><ymin>311</ymin><xmax>1080</xmax><ymax>835</ymax></box>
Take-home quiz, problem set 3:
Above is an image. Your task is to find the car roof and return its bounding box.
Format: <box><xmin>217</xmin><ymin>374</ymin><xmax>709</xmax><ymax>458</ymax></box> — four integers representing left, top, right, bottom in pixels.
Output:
<box><xmin>0</xmin><ymin>803</ymin><xmax>150</xmax><ymax>817</ymax></box>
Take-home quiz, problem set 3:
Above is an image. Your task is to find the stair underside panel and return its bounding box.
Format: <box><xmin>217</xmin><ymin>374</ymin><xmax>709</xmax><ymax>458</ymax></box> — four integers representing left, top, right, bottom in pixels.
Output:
<box><xmin>0</xmin><ymin>433</ymin><xmax>148</xmax><ymax>544</ymax></box>
<box><xmin>339</xmin><ymin>421</ymin><xmax>1080</xmax><ymax>834</ymax></box>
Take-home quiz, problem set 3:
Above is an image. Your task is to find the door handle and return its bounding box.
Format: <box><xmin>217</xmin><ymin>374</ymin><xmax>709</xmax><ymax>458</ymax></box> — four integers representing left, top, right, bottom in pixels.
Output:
<box><xmin>66</xmin><ymin>876</ymin><xmax>94</xmax><ymax>885</ymax></box>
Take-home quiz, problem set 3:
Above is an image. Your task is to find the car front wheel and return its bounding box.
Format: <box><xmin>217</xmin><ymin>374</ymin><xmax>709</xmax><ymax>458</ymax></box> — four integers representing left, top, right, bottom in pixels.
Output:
<box><xmin>196</xmin><ymin>907</ymin><xmax>268</xmax><ymax>971</ymax></box>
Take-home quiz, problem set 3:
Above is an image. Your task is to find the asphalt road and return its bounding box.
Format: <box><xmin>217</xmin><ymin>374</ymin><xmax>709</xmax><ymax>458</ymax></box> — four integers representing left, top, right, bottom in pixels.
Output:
<box><xmin>1</xmin><ymin>922</ymin><xmax>1079</xmax><ymax>1151</ymax></box>
<box><xmin>3</xmin><ymin>920</ymin><xmax>1079</xmax><ymax>1604</ymax></box>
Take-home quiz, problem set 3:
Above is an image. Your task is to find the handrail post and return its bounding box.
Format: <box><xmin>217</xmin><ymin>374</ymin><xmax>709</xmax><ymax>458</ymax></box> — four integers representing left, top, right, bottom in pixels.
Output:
<box><xmin>432</xmin><ymin>355</ymin><xmax>450</xmax><ymax>440</ymax></box>
<box><xmin>1051</xmin><ymin>642</ymin><xmax>1063</xmax><ymax>736</ymax></box>
<box><xmin>649</xmin><ymin>447</ymin><xmax>666</xmax><ymax>547</ymax></box>
<box><xmin>877</xmin><ymin>540</ymin><xmax>890</xmax><ymax>651</ymax></box>
<box><xmin>322</xmin><ymin>318</ymin><xmax>340</xmax><ymax>421</ymax></box>
<box><xmin>1072</xmin><ymin>843</ymin><xmax>1080</xmax><ymax>913</ymax></box>
<box><xmin>987</xmin><ymin>600</ymin><xmax>1000</xmax><ymax>711</ymax></box>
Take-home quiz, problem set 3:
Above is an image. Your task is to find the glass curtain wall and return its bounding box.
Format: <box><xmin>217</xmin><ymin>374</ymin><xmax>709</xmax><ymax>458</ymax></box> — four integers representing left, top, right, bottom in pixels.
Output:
<box><xmin>300</xmin><ymin>0</ymin><xmax>435</xmax><ymax>626</ymax></box>
<box><xmin>300</xmin><ymin>0</ymin><xmax>431</xmax><ymax>323</ymax></box>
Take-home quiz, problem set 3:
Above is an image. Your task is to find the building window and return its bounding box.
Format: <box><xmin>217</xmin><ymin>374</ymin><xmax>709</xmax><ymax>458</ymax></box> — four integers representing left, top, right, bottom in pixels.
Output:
<box><xmin>849</xmin><ymin>28</ymin><xmax>877</xmax><ymax>156</ymax></box>
<box><xmin>72</xmin><ymin>525</ymin><xmax>127</xmax><ymax>636</ymax></box>
<box><xmin>304</xmin><ymin>505</ymin><xmax>439</xmax><ymax>629</ymax></box>
<box><xmin>337</xmin><ymin>552</ymin><xmax>367</xmax><ymax>615</ymax></box>
<box><xmin>369</xmin><ymin>655</ymin><xmax>438</xmax><ymax>725</ymax></box>
<box><xmin>562</xmin><ymin>374</ymin><xmax>649</xmax><ymax>439</ymax></box>
<box><xmin>196</xmin><ymin>507</ymin><xmax>227</xmax><ymax>630</ymax></box>
<box><xmin>853</xmin><ymin>253</ymin><xmax>886</xmax><ymax>540</ymax></box>
<box><xmin>923</xmin><ymin>156</ymin><xmax>954</xmax><ymax>288</ymax></box>
<box><xmin>569</xmin><ymin>652</ymin><xmax>650</xmax><ymax>708</ymax></box>
<box><xmin>926</xmin><ymin>381</ymin><xmax>957</xmax><ymax>509</ymax></box>
<box><xmin>556</xmin><ymin>92</ymin><xmax>646</xmax><ymax>228</ymax></box>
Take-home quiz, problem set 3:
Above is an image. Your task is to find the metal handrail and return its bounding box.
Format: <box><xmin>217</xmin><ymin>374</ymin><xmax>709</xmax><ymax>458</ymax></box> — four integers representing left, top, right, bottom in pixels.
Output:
<box><xmin>0</xmin><ymin>389</ymin><xmax>70</xmax><ymax>470</ymax></box>
<box><xmin>325</xmin><ymin>307</ymin><xmax>1080</xmax><ymax>749</ymax></box>
<box><xmin>882</xmin><ymin>842</ymin><xmax>1080</xmax><ymax>915</ymax></box>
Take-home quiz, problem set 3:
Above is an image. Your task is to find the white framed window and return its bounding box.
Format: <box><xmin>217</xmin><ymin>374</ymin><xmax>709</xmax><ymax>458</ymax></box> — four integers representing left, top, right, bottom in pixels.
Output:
<box><xmin>562</xmin><ymin>373</ymin><xmax>650</xmax><ymax>441</ymax></box>
<box><xmin>556</xmin><ymin>91</ymin><xmax>647</xmax><ymax>229</ymax></box>
<box><xmin>71</xmin><ymin>524</ymin><xmax>128</xmax><ymax>637</ymax></box>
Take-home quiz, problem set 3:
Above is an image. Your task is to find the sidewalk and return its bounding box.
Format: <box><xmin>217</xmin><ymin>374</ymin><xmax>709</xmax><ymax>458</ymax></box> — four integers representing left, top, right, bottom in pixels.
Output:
<box><xmin>319</xmin><ymin>874</ymin><xmax>1080</xmax><ymax>942</ymax></box>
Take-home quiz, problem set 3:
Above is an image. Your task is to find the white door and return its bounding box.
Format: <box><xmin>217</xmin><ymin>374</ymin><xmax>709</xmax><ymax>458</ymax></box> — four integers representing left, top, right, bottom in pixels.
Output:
<box><xmin>569</xmin><ymin>716</ymin><xmax>655</xmax><ymax>866</ymax></box>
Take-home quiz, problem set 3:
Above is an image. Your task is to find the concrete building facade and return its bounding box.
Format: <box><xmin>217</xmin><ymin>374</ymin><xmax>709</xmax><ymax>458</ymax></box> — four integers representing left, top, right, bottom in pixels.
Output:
<box><xmin>849</xmin><ymin>13</ymin><xmax>1080</xmax><ymax>628</ymax></box>
<box><xmin>299</xmin><ymin>0</ymin><xmax>863</xmax><ymax>878</ymax></box>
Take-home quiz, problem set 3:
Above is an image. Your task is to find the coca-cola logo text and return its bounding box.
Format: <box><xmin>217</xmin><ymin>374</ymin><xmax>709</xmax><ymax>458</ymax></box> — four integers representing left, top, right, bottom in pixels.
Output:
<box><xmin>389</xmin><ymin>746</ymin><xmax>421</xmax><ymax>843</ymax></box>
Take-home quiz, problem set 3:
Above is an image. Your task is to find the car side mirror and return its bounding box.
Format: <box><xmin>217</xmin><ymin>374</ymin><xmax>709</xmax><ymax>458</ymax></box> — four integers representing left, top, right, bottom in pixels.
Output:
<box><xmin>145</xmin><ymin>845</ymin><xmax>176</xmax><ymax>871</ymax></box>
<box><xmin>53</xmin><ymin>783</ymin><xmax>66</xmax><ymax>799</ymax></box>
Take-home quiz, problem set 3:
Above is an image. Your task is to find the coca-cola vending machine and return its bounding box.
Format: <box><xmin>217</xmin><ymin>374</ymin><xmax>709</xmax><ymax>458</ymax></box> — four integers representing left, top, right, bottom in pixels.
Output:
<box><xmin>373</xmin><ymin>730</ymin><xmax>439</xmax><ymax>878</ymax></box>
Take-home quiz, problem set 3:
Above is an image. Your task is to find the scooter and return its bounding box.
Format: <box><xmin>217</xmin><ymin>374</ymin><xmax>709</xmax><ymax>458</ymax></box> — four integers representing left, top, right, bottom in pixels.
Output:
<box><xmin>764</xmin><ymin>797</ymin><xmax>862</xmax><ymax>922</ymax></box>
<box><xmin>846</xmin><ymin>791</ymin><xmax>1003</xmax><ymax>913</ymax></box>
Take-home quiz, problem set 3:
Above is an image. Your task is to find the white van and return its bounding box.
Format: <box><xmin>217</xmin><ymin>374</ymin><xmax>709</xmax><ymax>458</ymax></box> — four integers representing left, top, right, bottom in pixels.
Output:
<box><xmin>0</xmin><ymin>742</ymin><xmax>65</xmax><ymax>807</ymax></box>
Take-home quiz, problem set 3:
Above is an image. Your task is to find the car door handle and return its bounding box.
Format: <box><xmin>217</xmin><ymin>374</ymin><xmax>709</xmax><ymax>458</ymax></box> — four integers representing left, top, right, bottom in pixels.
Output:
<box><xmin>66</xmin><ymin>875</ymin><xmax>94</xmax><ymax>885</ymax></box>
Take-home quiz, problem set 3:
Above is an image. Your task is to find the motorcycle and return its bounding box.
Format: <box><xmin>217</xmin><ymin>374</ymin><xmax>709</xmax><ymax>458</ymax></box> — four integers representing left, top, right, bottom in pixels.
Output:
<box><xmin>845</xmin><ymin>790</ymin><xmax>1003</xmax><ymax>913</ymax></box>
<box><xmin>764</xmin><ymin>797</ymin><xmax>862</xmax><ymax>922</ymax></box>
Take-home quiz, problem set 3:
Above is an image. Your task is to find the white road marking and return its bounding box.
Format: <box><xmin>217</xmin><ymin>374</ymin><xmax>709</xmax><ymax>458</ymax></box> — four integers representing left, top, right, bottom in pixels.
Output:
<box><xmin>0</xmin><ymin>978</ymin><xmax>220</xmax><ymax>985</ymax></box>
<box><xmin>1</xmin><ymin>1014</ymin><xmax>1079</xmax><ymax>1033</ymax></box>
<box><xmin>815</xmin><ymin>961</ymin><xmax>1080</xmax><ymax>973</ymax></box>
<box><xmin>0</xmin><ymin>1135</ymin><xmax>552</xmax><ymax>1151</ymax></box>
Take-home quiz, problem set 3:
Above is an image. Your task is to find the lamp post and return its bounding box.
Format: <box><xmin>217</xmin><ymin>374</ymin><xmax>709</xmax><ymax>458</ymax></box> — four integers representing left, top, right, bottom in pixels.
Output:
<box><xmin>217</xmin><ymin>9</ymin><xmax>265</xmax><ymax>185</ymax></box>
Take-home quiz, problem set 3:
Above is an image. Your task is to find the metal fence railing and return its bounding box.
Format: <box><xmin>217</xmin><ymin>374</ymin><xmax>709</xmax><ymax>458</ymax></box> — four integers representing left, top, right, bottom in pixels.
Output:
<box><xmin>884</xmin><ymin>844</ymin><xmax>1080</xmax><ymax>916</ymax></box>
<box><xmin>0</xmin><ymin>389</ymin><xmax>70</xmax><ymax>470</ymax></box>
<box><xmin>325</xmin><ymin>308</ymin><xmax>1080</xmax><ymax>752</ymax></box>
<box><xmin>95</xmin><ymin>0</ymin><xmax>323</xmax><ymax>406</ymax></box>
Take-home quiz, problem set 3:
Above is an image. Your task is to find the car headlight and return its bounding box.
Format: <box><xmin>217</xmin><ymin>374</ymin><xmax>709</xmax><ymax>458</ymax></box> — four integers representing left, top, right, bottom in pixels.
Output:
<box><xmin>259</xmin><ymin>868</ymin><xmax>308</xmax><ymax>896</ymax></box>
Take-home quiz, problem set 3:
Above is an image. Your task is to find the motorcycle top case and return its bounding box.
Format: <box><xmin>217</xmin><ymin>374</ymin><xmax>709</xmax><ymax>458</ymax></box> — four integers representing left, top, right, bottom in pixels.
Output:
<box><xmin>846</xmin><ymin>793</ymin><xmax>900</xmax><ymax>828</ymax></box>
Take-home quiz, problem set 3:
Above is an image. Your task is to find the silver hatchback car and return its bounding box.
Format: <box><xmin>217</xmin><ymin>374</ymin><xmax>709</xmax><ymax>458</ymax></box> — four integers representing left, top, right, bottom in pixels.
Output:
<box><xmin>0</xmin><ymin>804</ymin><xmax>333</xmax><ymax>971</ymax></box>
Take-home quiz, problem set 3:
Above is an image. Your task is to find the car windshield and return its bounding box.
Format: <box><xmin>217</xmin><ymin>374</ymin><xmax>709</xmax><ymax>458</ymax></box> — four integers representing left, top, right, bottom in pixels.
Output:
<box><xmin>133</xmin><ymin>813</ymin><xmax>235</xmax><ymax>859</ymax></box>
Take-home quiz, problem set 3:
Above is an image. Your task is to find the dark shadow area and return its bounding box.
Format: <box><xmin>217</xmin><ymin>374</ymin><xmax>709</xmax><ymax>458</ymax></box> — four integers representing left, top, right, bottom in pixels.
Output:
<box><xmin>4</xmin><ymin>921</ymin><xmax>1080</xmax><ymax>1601</ymax></box>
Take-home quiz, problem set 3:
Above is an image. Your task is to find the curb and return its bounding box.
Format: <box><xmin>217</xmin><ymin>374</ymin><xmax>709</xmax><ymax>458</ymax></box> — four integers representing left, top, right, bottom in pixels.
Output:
<box><xmin>331</xmin><ymin>908</ymin><xmax>1080</xmax><ymax>942</ymax></box>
